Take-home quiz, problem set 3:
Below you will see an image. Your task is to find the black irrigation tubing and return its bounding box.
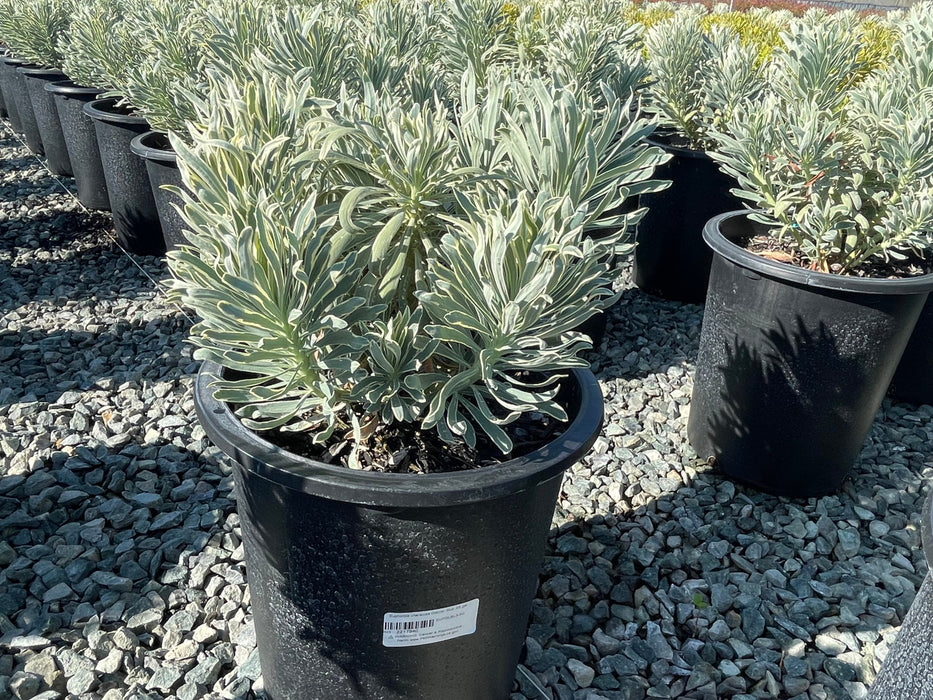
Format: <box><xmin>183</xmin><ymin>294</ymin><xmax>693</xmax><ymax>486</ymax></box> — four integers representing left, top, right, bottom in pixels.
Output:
<box><xmin>1</xmin><ymin>120</ymin><xmax>198</xmax><ymax>325</ymax></box>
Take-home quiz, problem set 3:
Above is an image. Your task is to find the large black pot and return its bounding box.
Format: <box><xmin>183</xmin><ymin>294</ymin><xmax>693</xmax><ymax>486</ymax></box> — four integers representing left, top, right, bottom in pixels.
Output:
<box><xmin>888</xmin><ymin>298</ymin><xmax>933</xmax><ymax>405</ymax></box>
<box><xmin>868</xmin><ymin>493</ymin><xmax>933</xmax><ymax>699</ymax></box>
<box><xmin>0</xmin><ymin>56</ymin><xmax>25</xmax><ymax>133</ymax></box>
<box><xmin>20</xmin><ymin>67</ymin><xmax>71</xmax><ymax>176</ymax></box>
<box><xmin>633</xmin><ymin>138</ymin><xmax>740</xmax><ymax>304</ymax></box>
<box><xmin>45</xmin><ymin>81</ymin><xmax>110</xmax><ymax>210</ymax></box>
<box><xmin>83</xmin><ymin>98</ymin><xmax>164</xmax><ymax>255</ymax></box>
<box><xmin>129</xmin><ymin>131</ymin><xmax>188</xmax><ymax>251</ymax></box>
<box><xmin>10</xmin><ymin>64</ymin><xmax>46</xmax><ymax>154</ymax></box>
<box><xmin>194</xmin><ymin>361</ymin><xmax>603</xmax><ymax>700</ymax></box>
<box><xmin>688</xmin><ymin>211</ymin><xmax>933</xmax><ymax>498</ymax></box>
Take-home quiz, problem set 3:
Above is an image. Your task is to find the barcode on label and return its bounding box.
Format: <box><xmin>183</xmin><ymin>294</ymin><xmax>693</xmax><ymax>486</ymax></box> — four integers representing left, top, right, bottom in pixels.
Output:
<box><xmin>384</xmin><ymin>619</ymin><xmax>436</xmax><ymax>631</ymax></box>
<box><xmin>382</xmin><ymin>598</ymin><xmax>479</xmax><ymax>648</ymax></box>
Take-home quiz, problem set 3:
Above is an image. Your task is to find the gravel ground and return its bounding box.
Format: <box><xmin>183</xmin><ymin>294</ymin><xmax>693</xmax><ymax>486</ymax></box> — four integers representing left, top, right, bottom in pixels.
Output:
<box><xmin>1</xmin><ymin>120</ymin><xmax>931</xmax><ymax>700</ymax></box>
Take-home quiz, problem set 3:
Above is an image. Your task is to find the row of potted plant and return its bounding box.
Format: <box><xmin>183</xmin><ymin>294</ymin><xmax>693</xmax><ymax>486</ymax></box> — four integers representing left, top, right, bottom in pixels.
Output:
<box><xmin>1</xmin><ymin>0</ymin><xmax>933</xmax><ymax>696</ymax></box>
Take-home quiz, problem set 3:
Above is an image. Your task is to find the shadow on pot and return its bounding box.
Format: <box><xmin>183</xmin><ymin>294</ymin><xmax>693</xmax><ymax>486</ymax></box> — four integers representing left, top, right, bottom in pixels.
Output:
<box><xmin>691</xmin><ymin>318</ymin><xmax>868</xmax><ymax>497</ymax></box>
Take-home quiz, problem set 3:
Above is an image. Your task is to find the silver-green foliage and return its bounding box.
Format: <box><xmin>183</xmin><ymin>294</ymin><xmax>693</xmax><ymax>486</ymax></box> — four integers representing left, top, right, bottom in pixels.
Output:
<box><xmin>644</xmin><ymin>8</ymin><xmax>765</xmax><ymax>150</ymax></box>
<box><xmin>167</xmin><ymin>64</ymin><xmax>667</xmax><ymax>456</ymax></box>
<box><xmin>60</xmin><ymin>0</ymin><xmax>137</xmax><ymax>90</ymax></box>
<box><xmin>118</xmin><ymin>0</ymin><xmax>208</xmax><ymax>134</ymax></box>
<box><xmin>0</xmin><ymin>0</ymin><xmax>73</xmax><ymax>68</ymax></box>
<box><xmin>710</xmin><ymin>10</ymin><xmax>933</xmax><ymax>274</ymax></box>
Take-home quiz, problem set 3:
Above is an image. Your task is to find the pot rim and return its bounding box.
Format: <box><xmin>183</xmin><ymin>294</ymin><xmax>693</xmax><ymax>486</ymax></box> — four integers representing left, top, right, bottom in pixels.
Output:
<box><xmin>17</xmin><ymin>66</ymin><xmax>66</xmax><ymax>79</ymax></box>
<box><xmin>1</xmin><ymin>56</ymin><xmax>28</xmax><ymax>67</ymax></box>
<box><xmin>704</xmin><ymin>211</ymin><xmax>933</xmax><ymax>295</ymax></box>
<box><xmin>129</xmin><ymin>130</ymin><xmax>177</xmax><ymax>164</ymax></box>
<box><xmin>44</xmin><ymin>80</ymin><xmax>101</xmax><ymax>98</ymax></box>
<box><xmin>194</xmin><ymin>360</ymin><xmax>604</xmax><ymax>508</ymax></box>
<box><xmin>646</xmin><ymin>133</ymin><xmax>711</xmax><ymax>161</ymax></box>
<box><xmin>82</xmin><ymin>97</ymin><xmax>149</xmax><ymax>127</ymax></box>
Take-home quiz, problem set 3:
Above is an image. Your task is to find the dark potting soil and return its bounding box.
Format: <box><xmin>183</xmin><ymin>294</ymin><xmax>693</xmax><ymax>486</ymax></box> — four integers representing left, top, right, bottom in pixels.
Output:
<box><xmin>262</xmin><ymin>408</ymin><xmax>566</xmax><ymax>474</ymax></box>
<box><xmin>740</xmin><ymin>234</ymin><xmax>931</xmax><ymax>279</ymax></box>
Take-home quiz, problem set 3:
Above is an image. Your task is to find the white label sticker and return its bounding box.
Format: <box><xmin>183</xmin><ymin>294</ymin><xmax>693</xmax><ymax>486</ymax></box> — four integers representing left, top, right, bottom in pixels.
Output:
<box><xmin>382</xmin><ymin>598</ymin><xmax>479</xmax><ymax>647</ymax></box>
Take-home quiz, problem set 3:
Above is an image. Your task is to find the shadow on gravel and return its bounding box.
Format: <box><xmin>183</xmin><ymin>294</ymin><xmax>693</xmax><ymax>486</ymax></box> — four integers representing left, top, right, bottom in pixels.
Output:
<box><xmin>0</xmin><ymin>312</ymin><xmax>191</xmax><ymax>407</ymax></box>
<box><xmin>0</xmin><ymin>238</ymin><xmax>164</xmax><ymax>314</ymax></box>
<box><xmin>0</xmin><ymin>153</ymin><xmax>46</xmax><ymax>173</ymax></box>
<box><xmin>1</xmin><ymin>208</ymin><xmax>108</xmax><ymax>251</ymax></box>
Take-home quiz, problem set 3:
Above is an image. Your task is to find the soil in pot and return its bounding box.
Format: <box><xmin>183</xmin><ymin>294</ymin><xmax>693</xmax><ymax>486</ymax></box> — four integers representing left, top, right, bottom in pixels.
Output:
<box><xmin>633</xmin><ymin>136</ymin><xmax>740</xmax><ymax>304</ymax></box>
<box><xmin>688</xmin><ymin>211</ymin><xmax>933</xmax><ymax>498</ymax></box>
<box><xmin>20</xmin><ymin>67</ymin><xmax>71</xmax><ymax>176</ymax></box>
<box><xmin>10</xmin><ymin>64</ymin><xmax>46</xmax><ymax>155</ymax></box>
<box><xmin>84</xmin><ymin>98</ymin><xmax>165</xmax><ymax>255</ymax></box>
<box><xmin>0</xmin><ymin>56</ymin><xmax>25</xmax><ymax>133</ymax></box>
<box><xmin>129</xmin><ymin>131</ymin><xmax>189</xmax><ymax>252</ymax></box>
<box><xmin>194</xmin><ymin>361</ymin><xmax>603</xmax><ymax>699</ymax></box>
<box><xmin>46</xmin><ymin>81</ymin><xmax>110</xmax><ymax>210</ymax></box>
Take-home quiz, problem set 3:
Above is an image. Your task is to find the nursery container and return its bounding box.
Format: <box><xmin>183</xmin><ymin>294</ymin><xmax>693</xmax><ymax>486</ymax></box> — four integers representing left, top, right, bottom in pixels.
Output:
<box><xmin>888</xmin><ymin>297</ymin><xmax>933</xmax><ymax>406</ymax></box>
<box><xmin>84</xmin><ymin>98</ymin><xmax>164</xmax><ymax>255</ymax></box>
<box><xmin>633</xmin><ymin>138</ymin><xmax>739</xmax><ymax>304</ymax></box>
<box><xmin>20</xmin><ymin>67</ymin><xmax>71</xmax><ymax>176</ymax></box>
<box><xmin>688</xmin><ymin>211</ymin><xmax>933</xmax><ymax>498</ymax></box>
<box><xmin>0</xmin><ymin>64</ymin><xmax>7</xmax><ymax>119</ymax></box>
<box><xmin>868</xmin><ymin>493</ymin><xmax>933</xmax><ymax>699</ymax></box>
<box><xmin>194</xmin><ymin>361</ymin><xmax>603</xmax><ymax>700</ymax></box>
<box><xmin>45</xmin><ymin>81</ymin><xmax>109</xmax><ymax>210</ymax></box>
<box><xmin>130</xmin><ymin>131</ymin><xmax>187</xmax><ymax>251</ymax></box>
<box><xmin>10</xmin><ymin>64</ymin><xmax>45</xmax><ymax>154</ymax></box>
<box><xmin>0</xmin><ymin>55</ymin><xmax>25</xmax><ymax>133</ymax></box>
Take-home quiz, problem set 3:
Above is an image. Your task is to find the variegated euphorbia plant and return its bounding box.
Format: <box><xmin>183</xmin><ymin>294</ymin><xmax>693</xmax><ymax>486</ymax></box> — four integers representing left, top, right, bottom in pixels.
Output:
<box><xmin>166</xmin><ymin>6</ymin><xmax>668</xmax><ymax>463</ymax></box>
<box><xmin>0</xmin><ymin>0</ymin><xmax>73</xmax><ymax>69</ymax></box>
<box><xmin>710</xmin><ymin>5</ymin><xmax>933</xmax><ymax>274</ymax></box>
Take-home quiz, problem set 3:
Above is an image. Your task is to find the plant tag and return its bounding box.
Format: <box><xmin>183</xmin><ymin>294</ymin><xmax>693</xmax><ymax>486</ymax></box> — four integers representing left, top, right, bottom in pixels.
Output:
<box><xmin>382</xmin><ymin>598</ymin><xmax>479</xmax><ymax>647</ymax></box>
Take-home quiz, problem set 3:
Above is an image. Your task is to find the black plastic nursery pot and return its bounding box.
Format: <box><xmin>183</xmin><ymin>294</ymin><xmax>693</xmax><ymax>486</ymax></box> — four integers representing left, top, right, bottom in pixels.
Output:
<box><xmin>45</xmin><ymin>81</ymin><xmax>110</xmax><ymax>210</ymax></box>
<box><xmin>0</xmin><ymin>60</ymin><xmax>7</xmax><ymax>119</ymax></box>
<box><xmin>888</xmin><ymin>297</ymin><xmax>933</xmax><ymax>406</ymax></box>
<box><xmin>688</xmin><ymin>211</ymin><xmax>933</xmax><ymax>498</ymax></box>
<box><xmin>194</xmin><ymin>361</ymin><xmax>603</xmax><ymax>700</ymax></box>
<box><xmin>10</xmin><ymin>64</ymin><xmax>46</xmax><ymax>155</ymax></box>
<box><xmin>20</xmin><ymin>67</ymin><xmax>71</xmax><ymax>176</ymax></box>
<box><xmin>633</xmin><ymin>138</ymin><xmax>740</xmax><ymax>304</ymax></box>
<box><xmin>866</xmin><ymin>493</ymin><xmax>933</xmax><ymax>699</ymax></box>
<box><xmin>83</xmin><ymin>98</ymin><xmax>164</xmax><ymax>255</ymax></box>
<box><xmin>0</xmin><ymin>56</ymin><xmax>25</xmax><ymax>133</ymax></box>
<box><xmin>129</xmin><ymin>131</ymin><xmax>188</xmax><ymax>252</ymax></box>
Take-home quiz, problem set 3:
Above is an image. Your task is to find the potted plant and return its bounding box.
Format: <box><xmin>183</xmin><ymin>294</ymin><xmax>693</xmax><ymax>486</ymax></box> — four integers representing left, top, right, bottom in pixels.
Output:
<box><xmin>167</xmin><ymin>8</ymin><xmax>666</xmax><ymax>695</ymax></box>
<box><xmin>0</xmin><ymin>44</ymin><xmax>23</xmax><ymax>129</ymax></box>
<box><xmin>880</xmin><ymin>7</ymin><xmax>933</xmax><ymax>405</ymax></box>
<box><xmin>48</xmin><ymin>0</ymin><xmax>126</xmax><ymax>210</ymax></box>
<box><xmin>635</xmin><ymin>4</ymin><xmax>775</xmax><ymax>303</ymax></box>
<box><xmin>688</xmin><ymin>10</ymin><xmax>933</xmax><ymax>498</ymax></box>
<box><xmin>123</xmin><ymin>0</ymin><xmax>208</xmax><ymax>252</ymax></box>
<box><xmin>0</xmin><ymin>42</ymin><xmax>8</xmax><ymax>119</ymax></box>
<box><xmin>0</xmin><ymin>0</ymin><xmax>71</xmax><ymax>161</ymax></box>
<box><xmin>64</xmin><ymin>0</ymin><xmax>165</xmax><ymax>254</ymax></box>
